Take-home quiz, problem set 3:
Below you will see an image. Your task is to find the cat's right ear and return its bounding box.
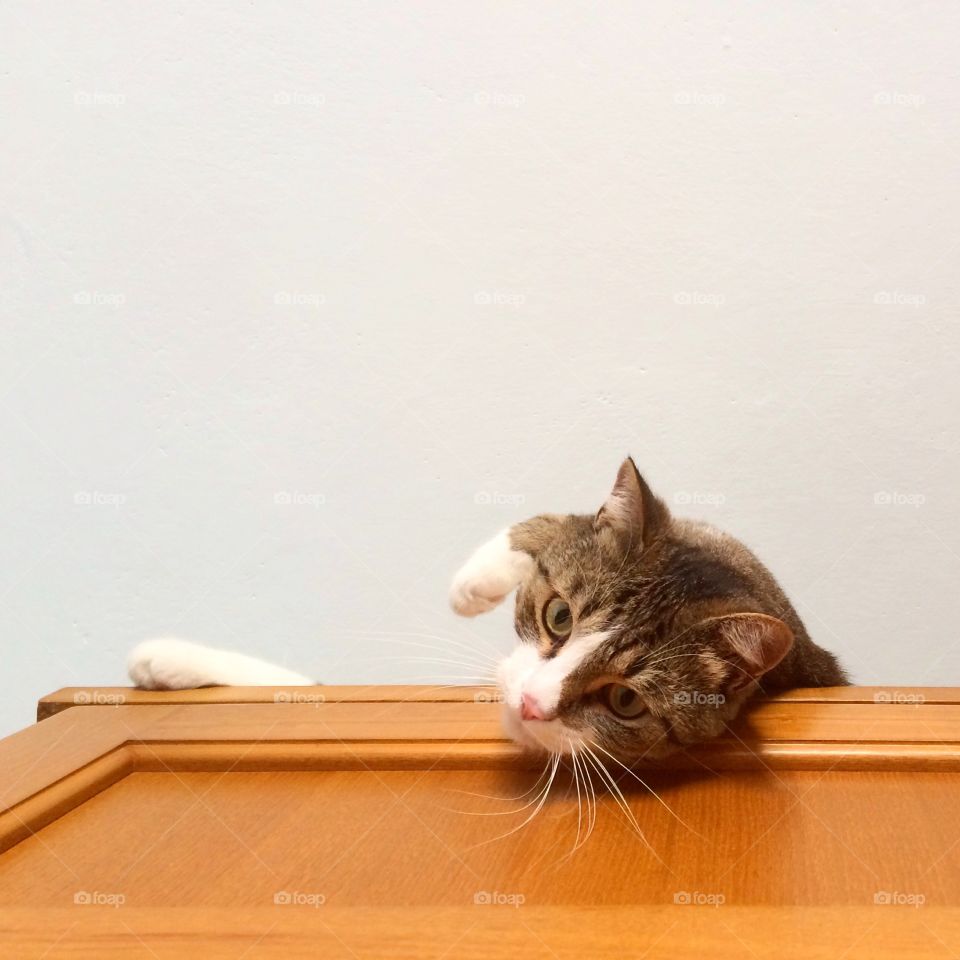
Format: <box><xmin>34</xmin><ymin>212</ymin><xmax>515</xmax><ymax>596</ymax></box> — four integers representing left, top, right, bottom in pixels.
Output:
<box><xmin>449</xmin><ymin>528</ymin><xmax>535</xmax><ymax>617</ymax></box>
<box><xmin>595</xmin><ymin>457</ymin><xmax>669</xmax><ymax>547</ymax></box>
<box><xmin>702</xmin><ymin>613</ymin><xmax>795</xmax><ymax>694</ymax></box>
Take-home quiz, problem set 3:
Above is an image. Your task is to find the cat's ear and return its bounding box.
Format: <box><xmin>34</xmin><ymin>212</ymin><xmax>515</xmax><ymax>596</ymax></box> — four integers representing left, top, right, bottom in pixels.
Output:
<box><xmin>703</xmin><ymin>613</ymin><xmax>794</xmax><ymax>694</ymax></box>
<box><xmin>595</xmin><ymin>457</ymin><xmax>669</xmax><ymax>546</ymax></box>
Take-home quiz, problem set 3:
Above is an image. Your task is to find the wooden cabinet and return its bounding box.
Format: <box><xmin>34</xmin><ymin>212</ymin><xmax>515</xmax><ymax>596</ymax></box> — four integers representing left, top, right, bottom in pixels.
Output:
<box><xmin>1</xmin><ymin>685</ymin><xmax>958</xmax><ymax>957</ymax></box>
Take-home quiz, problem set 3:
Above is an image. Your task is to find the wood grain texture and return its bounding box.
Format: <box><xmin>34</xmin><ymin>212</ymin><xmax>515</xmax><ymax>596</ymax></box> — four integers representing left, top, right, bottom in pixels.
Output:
<box><xmin>2</xmin><ymin>907</ymin><xmax>958</xmax><ymax>959</ymax></box>
<box><xmin>3</xmin><ymin>766</ymin><xmax>960</xmax><ymax>907</ymax></box>
<box><xmin>36</xmin><ymin>684</ymin><xmax>496</xmax><ymax>720</ymax></box>
<box><xmin>2</xmin><ymin>685</ymin><xmax>960</xmax><ymax>957</ymax></box>
<box><xmin>37</xmin><ymin>683</ymin><xmax>960</xmax><ymax>720</ymax></box>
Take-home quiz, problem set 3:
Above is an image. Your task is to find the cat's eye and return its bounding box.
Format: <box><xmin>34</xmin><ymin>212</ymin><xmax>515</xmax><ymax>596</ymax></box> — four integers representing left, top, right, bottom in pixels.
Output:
<box><xmin>604</xmin><ymin>684</ymin><xmax>646</xmax><ymax>719</ymax></box>
<box><xmin>543</xmin><ymin>597</ymin><xmax>573</xmax><ymax>639</ymax></box>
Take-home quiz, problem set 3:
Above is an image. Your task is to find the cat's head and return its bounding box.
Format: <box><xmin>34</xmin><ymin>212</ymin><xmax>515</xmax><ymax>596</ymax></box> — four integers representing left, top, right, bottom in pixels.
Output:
<box><xmin>450</xmin><ymin>458</ymin><xmax>796</xmax><ymax>762</ymax></box>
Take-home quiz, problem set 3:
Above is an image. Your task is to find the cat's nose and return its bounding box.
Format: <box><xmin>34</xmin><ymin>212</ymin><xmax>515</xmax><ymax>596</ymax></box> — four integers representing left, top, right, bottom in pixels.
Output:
<box><xmin>520</xmin><ymin>692</ymin><xmax>550</xmax><ymax>722</ymax></box>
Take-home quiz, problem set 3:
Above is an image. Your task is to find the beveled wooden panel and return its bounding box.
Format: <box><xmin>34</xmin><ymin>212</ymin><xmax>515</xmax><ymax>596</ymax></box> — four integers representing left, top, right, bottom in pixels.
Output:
<box><xmin>1</xmin><ymin>767</ymin><xmax>958</xmax><ymax>907</ymax></box>
<box><xmin>0</xmin><ymin>907</ymin><xmax>957</xmax><ymax>959</ymax></box>
<box><xmin>2</xmin><ymin>685</ymin><xmax>959</xmax><ymax>957</ymax></box>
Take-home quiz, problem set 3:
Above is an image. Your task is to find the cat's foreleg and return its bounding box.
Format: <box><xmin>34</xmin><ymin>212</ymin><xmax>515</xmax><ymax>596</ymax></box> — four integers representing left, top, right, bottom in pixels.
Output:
<box><xmin>449</xmin><ymin>527</ymin><xmax>536</xmax><ymax>616</ymax></box>
<box><xmin>128</xmin><ymin>637</ymin><xmax>315</xmax><ymax>689</ymax></box>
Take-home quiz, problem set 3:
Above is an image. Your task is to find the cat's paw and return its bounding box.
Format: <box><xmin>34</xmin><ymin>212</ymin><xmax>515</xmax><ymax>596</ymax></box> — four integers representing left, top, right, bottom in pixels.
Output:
<box><xmin>127</xmin><ymin>638</ymin><xmax>214</xmax><ymax>690</ymax></box>
<box><xmin>449</xmin><ymin>576</ymin><xmax>509</xmax><ymax>616</ymax></box>
<box><xmin>449</xmin><ymin>529</ymin><xmax>534</xmax><ymax>617</ymax></box>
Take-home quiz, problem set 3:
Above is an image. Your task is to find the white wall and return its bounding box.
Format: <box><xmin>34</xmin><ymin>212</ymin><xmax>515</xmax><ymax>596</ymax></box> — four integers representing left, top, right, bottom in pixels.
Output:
<box><xmin>2</xmin><ymin>1</ymin><xmax>958</xmax><ymax>737</ymax></box>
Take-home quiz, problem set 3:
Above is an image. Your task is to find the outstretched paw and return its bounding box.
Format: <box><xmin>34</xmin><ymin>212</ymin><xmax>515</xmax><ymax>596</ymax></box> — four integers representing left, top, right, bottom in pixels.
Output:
<box><xmin>127</xmin><ymin>638</ymin><xmax>213</xmax><ymax>690</ymax></box>
<box><xmin>449</xmin><ymin>529</ymin><xmax>534</xmax><ymax>617</ymax></box>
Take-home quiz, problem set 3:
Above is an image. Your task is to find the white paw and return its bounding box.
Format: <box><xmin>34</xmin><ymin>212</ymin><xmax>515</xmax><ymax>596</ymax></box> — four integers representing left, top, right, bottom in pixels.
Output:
<box><xmin>449</xmin><ymin>529</ymin><xmax>534</xmax><ymax>617</ymax></box>
<box><xmin>127</xmin><ymin>638</ymin><xmax>214</xmax><ymax>690</ymax></box>
<box><xmin>449</xmin><ymin>576</ymin><xmax>509</xmax><ymax>616</ymax></box>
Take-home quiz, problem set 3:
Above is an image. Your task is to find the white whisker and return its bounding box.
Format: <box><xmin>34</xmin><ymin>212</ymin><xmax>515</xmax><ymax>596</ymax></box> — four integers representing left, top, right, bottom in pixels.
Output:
<box><xmin>583</xmin><ymin>746</ymin><xmax>597</xmax><ymax>842</ymax></box>
<box><xmin>369</xmin><ymin>635</ymin><xmax>502</xmax><ymax>667</ymax></box>
<box><xmin>444</xmin><ymin>759</ymin><xmax>553</xmax><ymax>812</ymax></box>
<box><xmin>465</xmin><ymin>752</ymin><xmax>561</xmax><ymax>849</ymax></box>
<box><xmin>384</xmin><ymin>673</ymin><xmax>497</xmax><ymax>684</ymax></box>
<box><xmin>375</xmin><ymin>654</ymin><xmax>499</xmax><ymax>674</ymax></box>
<box><xmin>587</xmin><ymin>739</ymin><xmax>702</xmax><ymax>836</ymax></box>
<box><xmin>581</xmin><ymin>743</ymin><xmax>666</xmax><ymax>867</ymax></box>
<box><xmin>568</xmin><ymin>745</ymin><xmax>584</xmax><ymax>854</ymax></box>
<box><xmin>344</xmin><ymin>628</ymin><xmax>505</xmax><ymax>661</ymax></box>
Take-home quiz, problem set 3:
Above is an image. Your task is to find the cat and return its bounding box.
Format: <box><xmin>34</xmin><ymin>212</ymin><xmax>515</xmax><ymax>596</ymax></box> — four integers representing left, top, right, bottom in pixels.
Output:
<box><xmin>128</xmin><ymin>458</ymin><xmax>846</xmax><ymax>763</ymax></box>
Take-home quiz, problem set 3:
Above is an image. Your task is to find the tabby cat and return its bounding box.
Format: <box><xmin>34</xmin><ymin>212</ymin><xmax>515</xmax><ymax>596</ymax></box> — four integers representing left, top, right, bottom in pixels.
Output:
<box><xmin>128</xmin><ymin>459</ymin><xmax>846</xmax><ymax>762</ymax></box>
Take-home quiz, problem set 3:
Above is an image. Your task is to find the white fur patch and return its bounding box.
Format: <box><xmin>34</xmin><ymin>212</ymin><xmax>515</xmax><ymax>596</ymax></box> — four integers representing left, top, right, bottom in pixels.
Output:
<box><xmin>449</xmin><ymin>528</ymin><xmax>535</xmax><ymax>616</ymax></box>
<box><xmin>497</xmin><ymin>643</ymin><xmax>542</xmax><ymax>710</ymax></box>
<box><xmin>128</xmin><ymin>638</ymin><xmax>315</xmax><ymax>689</ymax></box>
<box><xmin>501</xmin><ymin>707</ymin><xmax>578</xmax><ymax>754</ymax></box>
<box><xmin>497</xmin><ymin>631</ymin><xmax>610</xmax><ymax>755</ymax></box>
<box><xmin>521</xmin><ymin>631</ymin><xmax>609</xmax><ymax>713</ymax></box>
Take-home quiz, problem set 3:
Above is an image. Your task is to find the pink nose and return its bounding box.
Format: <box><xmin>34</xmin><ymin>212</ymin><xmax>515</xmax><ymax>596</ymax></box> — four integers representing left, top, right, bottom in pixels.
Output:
<box><xmin>520</xmin><ymin>692</ymin><xmax>549</xmax><ymax>722</ymax></box>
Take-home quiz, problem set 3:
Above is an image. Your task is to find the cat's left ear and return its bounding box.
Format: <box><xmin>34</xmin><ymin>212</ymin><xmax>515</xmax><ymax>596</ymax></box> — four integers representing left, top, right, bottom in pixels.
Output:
<box><xmin>595</xmin><ymin>457</ymin><xmax>670</xmax><ymax>546</ymax></box>
<box><xmin>702</xmin><ymin>613</ymin><xmax>794</xmax><ymax>694</ymax></box>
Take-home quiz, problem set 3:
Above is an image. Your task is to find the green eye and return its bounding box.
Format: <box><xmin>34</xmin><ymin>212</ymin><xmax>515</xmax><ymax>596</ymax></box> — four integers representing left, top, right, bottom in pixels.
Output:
<box><xmin>604</xmin><ymin>684</ymin><xmax>646</xmax><ymax>719</ymax></box>
<box><xmin>543</xmin><ymin>597</ymin><xmax>573</xmax><ymax>638</ymax></box>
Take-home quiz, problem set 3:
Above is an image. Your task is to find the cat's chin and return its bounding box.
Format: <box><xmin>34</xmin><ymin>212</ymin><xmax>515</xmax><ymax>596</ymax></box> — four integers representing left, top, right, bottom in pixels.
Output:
<box><xmin>501</xmin><ymin>704</ymin><xmax>576</xmax><ymax>755</ymax></box>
